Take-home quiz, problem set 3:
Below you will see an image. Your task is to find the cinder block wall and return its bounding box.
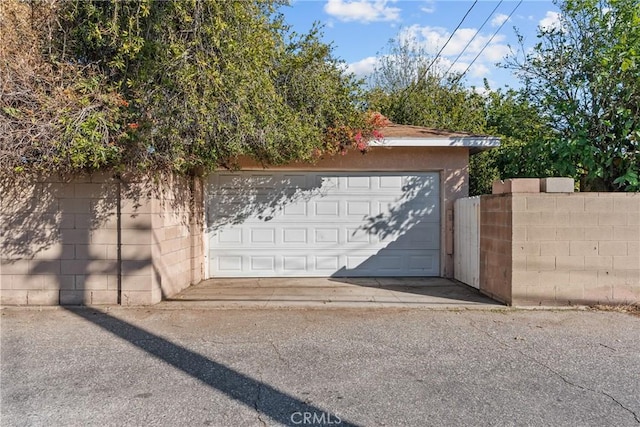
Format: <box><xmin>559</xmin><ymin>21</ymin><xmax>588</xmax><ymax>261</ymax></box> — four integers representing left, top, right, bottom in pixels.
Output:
<box><xmin>479</xmin><ymin>194</ymin><xmax>513</xmax><ymax>304</ymax></box>
<box><xmin>0</xmin><ymin>174</ymin><xmax>203</xmax><ymax>305</ymax></box>
<box><xmin>480</xmin><ymin>192</ymin><xmax>640</xmax><ymax>306</ymax></box>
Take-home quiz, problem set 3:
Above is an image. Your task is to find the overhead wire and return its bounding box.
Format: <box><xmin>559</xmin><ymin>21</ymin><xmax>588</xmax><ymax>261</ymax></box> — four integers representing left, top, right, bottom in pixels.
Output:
<box><xmin>453</xmin><ymin>0</ymin><xmax>523</xmax><ymax>85</ymax></box>
<box><xmin>443</xmin><ymin>0</ymin><xmax>504</xmax><ymax>78</ymax></box>
<box><xmin>401</xmin><ymin>0</ymin><xmax>478</xmax><ymax>99</ymax></box>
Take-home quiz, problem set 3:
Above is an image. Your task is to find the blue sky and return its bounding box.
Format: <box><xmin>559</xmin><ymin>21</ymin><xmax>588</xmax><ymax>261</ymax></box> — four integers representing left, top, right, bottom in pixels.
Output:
<box><xmin>283</xmin><ymin>0</ymin><xmax>562</xmax><ymax>90</ymax></box>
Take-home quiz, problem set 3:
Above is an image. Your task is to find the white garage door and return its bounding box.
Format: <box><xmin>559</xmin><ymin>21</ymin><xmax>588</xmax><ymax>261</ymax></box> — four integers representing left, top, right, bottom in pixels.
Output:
<box><xmin>206</xmin><ymin>171</ymin><xmax>440</xmax><ymax>277</ymax></box>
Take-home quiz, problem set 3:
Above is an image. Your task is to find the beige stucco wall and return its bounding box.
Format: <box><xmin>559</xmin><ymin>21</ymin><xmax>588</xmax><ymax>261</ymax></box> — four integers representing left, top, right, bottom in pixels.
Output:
<box><xmin>480</xmin><ymin>192</ymin><xmax>640</xmax><ymax>306</ymax></box>
<box><xmin>238</xmin><ymin>147</ymin><xmax>470</xmax><ymax>278</ymax></box>
<box><xmin>0</xmin><ymin>174</ymin><xmax>203</xmax><ymax>305</ymax></box>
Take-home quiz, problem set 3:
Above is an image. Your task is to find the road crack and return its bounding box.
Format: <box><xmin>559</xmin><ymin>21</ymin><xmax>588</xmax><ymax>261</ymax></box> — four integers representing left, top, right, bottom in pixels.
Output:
<box><xmin>469</xmin><ymin>322</ymin><xmax>640</xmax><ymax>424</ymax></box>
<box><xmin>529</xmin><ymin>356</ymin><xmax>640</xmax><ymax>424</ymax></box>
<box><xmin>270</xmin><ymin>341</ymin><xmax>290</xmax><ymax>369</ymax></box>
<box><xmin>253</xmin><ymin>369</ymin><xmax>267</xmax><ymax>427</ymax></box>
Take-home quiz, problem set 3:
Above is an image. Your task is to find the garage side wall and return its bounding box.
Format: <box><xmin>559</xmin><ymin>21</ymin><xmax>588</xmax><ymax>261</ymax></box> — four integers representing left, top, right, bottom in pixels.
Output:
<box><xmin>0</xmin><ymin>174</ymin><xmax>203</xmax><ymax>305</ymax></box>
<box><xmin>238</xmin><ymin>147</ymin><xmax>470</xmax><ymax>278</ymax></box>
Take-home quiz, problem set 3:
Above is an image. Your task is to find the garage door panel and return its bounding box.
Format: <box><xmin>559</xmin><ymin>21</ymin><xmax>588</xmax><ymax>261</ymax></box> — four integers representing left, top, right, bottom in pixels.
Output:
<box><xmin>346</xmin><ymin>227</ymin><xmax>372</xmax><ymax>243</ymax></box>
<box><xmin>282</xmin><ymin>174</ymin><xmax>309</xmax><ymax>189</ymax></box>
<box><xmin>375</xmin><ymin>200</ymin><xmax>440</xmax><ymax>221</ymax></box>
<box><xmin>250</xmin><ymin>228</ymin><xmax>276</xmax><ymax>244</ymax></box>
<box><xmin>207</xmin><ymin>172</ymin><xmax>440</xmax><ymax>277</ymax></box>
<box><xmin>282</xmin><ymin>228</ymin><xmax>308</xmax><ymax>244</ymax></box>
<box><xmin>217</xmin><ymin>255</ymin><xmax>243</xmax><ymax>272</ymax></box>
<box><xmin>408</xmin><ymin>254</ymin><xmax>438</xmax><ymax>273</ymax></box>
<box><xmin>374</xmin><ymin>224</ymin><xmax>440</xmax><ymax>249</ymax></box>
<box><xmin>211</xmin><ymin>225</ymin><xmax>438</xmax><ymax>251</ymax></box>
<box><xmin>345</xmin><ymin>176</ymin><xmax>372</xmax><ymax>189</ymax></box>
<box><xmin>379</xmin><ymin>175</ymin><xmax>403</xmax><ymax>189</ymax></box>
<box><xmin>217</xmin><ymin>228</ymin><xmax>243</xmax><ymax>244</ymax></box>
<box><xmin>346</xmin><ymin>200</ymin><xmax>372</xmax><ymax>216</ymax></box>
<box><xmin>313</xmin><ymin>228</ymin><xmax>340</xmax><ymax>244</ymax></box>
<box><xmin>314</xmin><ymin>175</ymin><xmax>339</xmax><ymax>189</ymax></box>
<box><xmin>335</xmin><ymin>250</ymin><xmax>439</xmax><ymax>277</ymax></box>
<box><xmin>314</xmin><ymin>200</ymin><xmax>340</xmax><ymax>217</ymax></box>
<box><xmin>250</xmin><ymin>256</ymin><xmax>276</xmax><ymax>272</ymax></box>
<box><xmin>282</xmin><ymin>202</ymin><xmax>307</xmax><ymax>216</ymax></box>
<box><xmin>283</xmin><ymin>256</ymin><xmax>307</xmax><ymax>272</ymax></box>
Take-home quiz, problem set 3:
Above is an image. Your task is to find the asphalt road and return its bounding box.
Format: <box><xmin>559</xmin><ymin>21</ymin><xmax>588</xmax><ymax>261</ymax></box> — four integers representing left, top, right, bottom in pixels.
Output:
<box><xmin>1</xmin><ymin>307</ymin><xmax>639</xmax><ymax>426</ymax></box>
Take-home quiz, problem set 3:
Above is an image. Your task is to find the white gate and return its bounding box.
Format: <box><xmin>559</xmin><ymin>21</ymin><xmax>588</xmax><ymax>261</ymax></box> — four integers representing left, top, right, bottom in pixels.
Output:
<box><xmin>454</xmin><ymin>197</ymin><xmax>480</xmax><ymax>288</ymax></box>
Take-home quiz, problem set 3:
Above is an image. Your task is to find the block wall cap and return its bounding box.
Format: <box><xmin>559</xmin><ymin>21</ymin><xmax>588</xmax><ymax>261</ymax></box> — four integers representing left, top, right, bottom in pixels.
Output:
<box><xmin>492</xmin><ymin>178</ymin><xmax>540</xmax><ymax>194</ymax></box>
<box><xmin>540</xmin><ymin>177</ymin><xmax>575</xmax><ymax>193</ymax></box>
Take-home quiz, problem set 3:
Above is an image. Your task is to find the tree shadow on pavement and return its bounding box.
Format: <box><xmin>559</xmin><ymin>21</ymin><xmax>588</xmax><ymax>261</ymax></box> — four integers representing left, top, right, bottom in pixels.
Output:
<box><xmin>64</xmin><ymin>307</ymin><xmax>360</xmax><ymax>427</ymax></box>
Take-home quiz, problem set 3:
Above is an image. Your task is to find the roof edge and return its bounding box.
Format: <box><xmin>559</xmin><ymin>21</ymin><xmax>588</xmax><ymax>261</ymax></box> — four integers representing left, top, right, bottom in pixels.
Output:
<box><xmin>369</xmin><ymin>136</ymin><xmax>501</xmax><ymax>148</ymax></box>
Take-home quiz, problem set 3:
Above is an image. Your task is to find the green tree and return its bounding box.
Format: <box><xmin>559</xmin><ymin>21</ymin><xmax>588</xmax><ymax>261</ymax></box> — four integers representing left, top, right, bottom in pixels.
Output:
<box><xmin>470</xmin><ymin>87</ymin><xmax>558</xmax><ymax>195</ymax></box>
<box><xmin>1</xmin><ymin>0</ymin><xmax>375</xmax><ymax>177</ymax></box>
<box><xmin>507</xmin><ymin>0</ymin><xmax>640</xmax><ymax>191</ymax></box>
<box><xmin>0</xmin><ymin>0</ymin><xmax>128</xmax><ymax>173</ymax></box>
<box><xmin>364</xmin><ymin>37</ymin><xmax>555</xmax><ymax>195</ymax></box>
<box><xmin>365</xmin><ymin>37</ymin><xmax>487</xmax><ymax>133</ymax></box>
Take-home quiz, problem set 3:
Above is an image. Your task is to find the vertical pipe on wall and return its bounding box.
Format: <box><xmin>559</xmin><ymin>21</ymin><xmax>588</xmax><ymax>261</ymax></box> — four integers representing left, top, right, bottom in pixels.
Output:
<box><xmin>189</xmin><ymin>177</ymin><xmax>195</xmax><ymax>286</ymax></box>
<box><xmin>116</xmin><ymin>176</ymin><xmax>122</xmax><ymax>305</ymax></box>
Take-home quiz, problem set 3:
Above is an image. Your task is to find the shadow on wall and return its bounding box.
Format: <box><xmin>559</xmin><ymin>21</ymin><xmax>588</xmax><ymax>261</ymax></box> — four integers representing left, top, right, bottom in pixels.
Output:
<box><xmin>0</xmin><ymin>173</ymin><xmax>194</xmax><ymax>305</ymax></box>
<box><xmin>331</xmin><ymin>175</ymin><xmax>438</xmax><ymax>276</ymax></box>
<box><xmin>206</xmin><ymin>172</ymin><xmax>440</xmax><ymax>277</ymax></box>
<box><xmin>356</xmin><ymin>175</ymin><xmax>437</xmax><ymax>240</ymax></box>
<box><xmin>206</xmin><ymin>172</ymin><xmax>325</xmax><ymax>232</ymax></box>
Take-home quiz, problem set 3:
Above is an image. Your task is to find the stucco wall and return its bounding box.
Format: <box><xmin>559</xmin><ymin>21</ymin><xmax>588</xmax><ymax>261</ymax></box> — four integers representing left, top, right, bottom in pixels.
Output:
<box><xmin>0</xmin><ymin>174</ymin><xmax>203</xmax><ymax>305</ymax></box>
<box><xmin>479</xmin><ymin>192</ymin><xmax>640</xmax><ymax>306</ymax></box>
<box><xmin>238</xmin><ymin>147</ymin><xmax>470</xmax><ymax>278</ymax></box>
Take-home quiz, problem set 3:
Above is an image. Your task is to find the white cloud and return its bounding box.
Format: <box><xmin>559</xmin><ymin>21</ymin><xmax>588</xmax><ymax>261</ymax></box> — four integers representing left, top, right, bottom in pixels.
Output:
<box><xmin>538</xmin><ymin>11</ymin><xmax>562</xmax><ymax>31</ymax></box>
<box><xmin>477</xmin><ymin>43</ymin><xmax>511</xmax><ymax>62</ymax></box>
<box><xmin>467</xmin><ymin>63</ymin><xmax>490</xmax><ymax>78</ymax></box>
<box><xmin>420</xmin><ymin>0</ymin><xmax>435</xmax><ymax>14</ymax></box>
<box><xmin>491</xmin><ymin>13</ymin><xmax>510</xmax><ymax>28</ymax></box>
<box><xmin>438</xmin><ymin>58</ymin><xmax>465</xmax><ymax>74</ymax></box>
<box><xmin>346</xmin><ymin>56</ymin><xmax>378</xmax><ymax>77</ymax></box>
<box><xmin>324</xmin><ymin>0</ymin><xmax>401</xmax><ymax>23</ymax></box>
<box><xmin>394</xmin><ymin>24</ymin><xmax>513</xmax><ymax>82</ymax></box>
<box><xmin>399</xmin><ymin>25</ymin><xmax>508</xmax><ymax>59</ymax></box>
<box><xmin>438</xmin><ymin>59</ymin><xmax>490</xmax><ymax>79</ymax></box>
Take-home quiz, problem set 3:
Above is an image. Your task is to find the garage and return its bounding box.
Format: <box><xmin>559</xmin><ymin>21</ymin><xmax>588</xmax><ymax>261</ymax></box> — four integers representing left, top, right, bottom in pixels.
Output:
<box><xmin>206</xmin><ymin>171</ymin><xmax>440</xmax><ymax>277</ymax></box>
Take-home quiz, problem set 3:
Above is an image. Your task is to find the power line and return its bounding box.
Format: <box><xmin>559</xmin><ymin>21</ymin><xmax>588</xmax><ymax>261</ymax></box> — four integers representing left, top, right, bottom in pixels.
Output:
<box><xmin>453</xmin><ymin>0</ymin><xmax>523</xmax><ymax>85</ymax></box>
<box><xmin>443</xmin><ymin>0</ymin><xmax>504</xmax><ymax>77</ymax></box>
<box><xmin>402</xmin><ymin>0</ymin><xmax>478</xmax><ymax>98</ymax></box>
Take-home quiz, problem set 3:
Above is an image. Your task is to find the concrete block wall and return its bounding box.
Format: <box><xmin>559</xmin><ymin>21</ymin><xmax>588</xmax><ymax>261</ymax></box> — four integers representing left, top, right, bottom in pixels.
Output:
<box><xmin>1</xmin><ymin>174</ymin><xmax>203</xmax><ymax>306</ymax></box>
<box><xmin>142</xmin><ymin>176</ymin><xmax>204</xmax><ymax>305</ymax></box>
<box><xmin>0</xmin><ymin>175</ymin><xmax>119</xmax><ymax>305</ymax></box>
<box><xmin>479</xmin><ymin>191</ymin><xmax>640</xmax><ymax>306</ymax></box>
<box><xmin>479</xmin><ymin>195</ymin><xmax>512</xmax><ymax>304</ymax></box>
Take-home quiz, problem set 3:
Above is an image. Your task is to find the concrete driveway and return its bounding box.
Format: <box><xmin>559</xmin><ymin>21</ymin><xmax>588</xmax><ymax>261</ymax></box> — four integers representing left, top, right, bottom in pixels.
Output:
<box><xmin>1</xmin><ymin>307</ymin><xmax>639</xmax><ymax>426</ymax></box>
<box><xmin>162</xmin><ymin>277</ymin><xmax>500</xmax><ymax>309</ymax></box>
